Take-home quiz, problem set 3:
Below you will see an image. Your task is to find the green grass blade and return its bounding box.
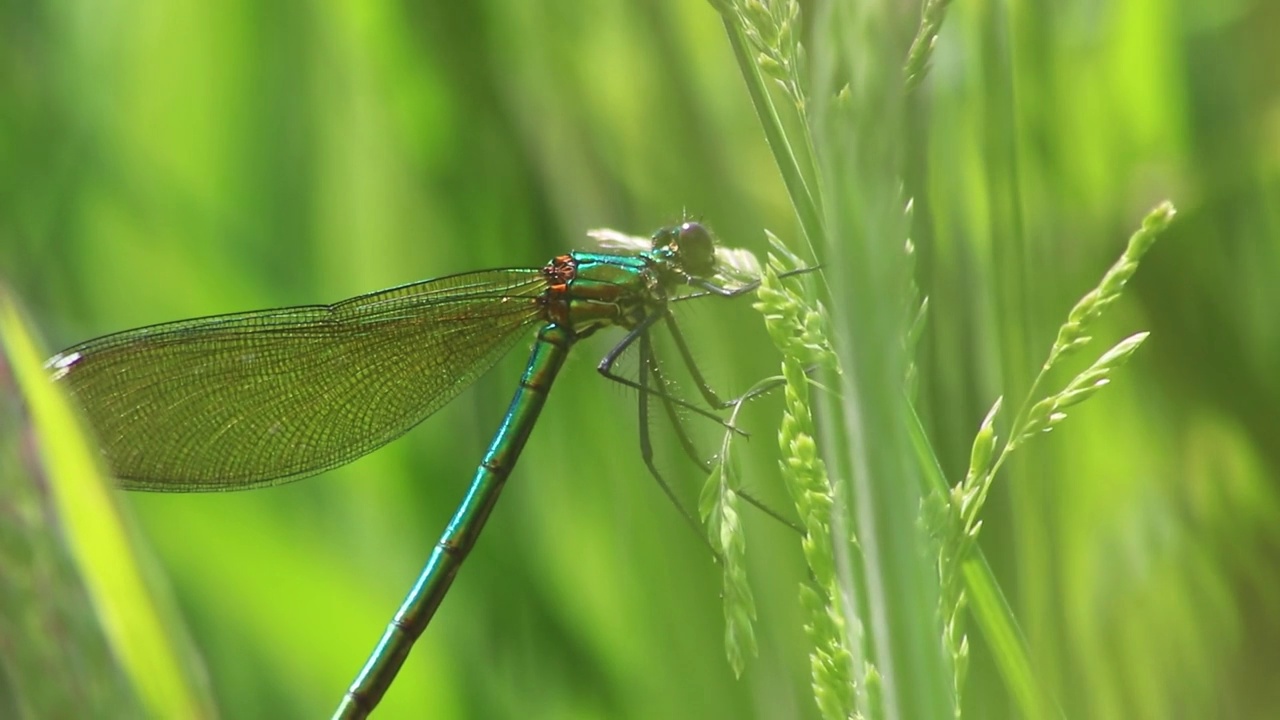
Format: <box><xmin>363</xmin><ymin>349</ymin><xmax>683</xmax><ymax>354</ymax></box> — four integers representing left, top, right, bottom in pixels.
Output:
<box><xmin>712</xmin><ymin>4</ymin><xmax>824</xmax><ymax>252</ymax></box>
<box><xmin>1</xmin><ymin>324</ymin><xmax>140</xmax><ymax>717</ymax></box>
<box><xmin>962</xmin><ymin>555</ymin><xmax>1059</xmax><ymax>720</ymax></box>
<box><xmin>0</xmin><ymin>285</ymin><xmax>215</xmax><ymax>720</ymax></box>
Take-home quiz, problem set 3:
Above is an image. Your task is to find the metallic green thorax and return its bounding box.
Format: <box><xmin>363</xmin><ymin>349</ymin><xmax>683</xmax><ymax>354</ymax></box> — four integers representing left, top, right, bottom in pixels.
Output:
<box><xmin>49</xmin><ymin>221</ymin><xmax>730</xmax><ymax>719</ymax></box>
<box><xmin>556</xmin><ymin>228</ymin><xmax>714</xmax><ymax>336</ymax></box>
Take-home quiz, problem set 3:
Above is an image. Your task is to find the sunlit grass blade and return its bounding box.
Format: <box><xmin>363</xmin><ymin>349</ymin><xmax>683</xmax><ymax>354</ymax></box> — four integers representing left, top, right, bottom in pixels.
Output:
<box><xmin>0</xmin><ymin>285</ymin><xmax>214</xmax><ymax>720</ymax></box>
<box><xmin>0</xmin><ymin>317</ymin><xmax>141</xmax><ymax>718</ymax></box>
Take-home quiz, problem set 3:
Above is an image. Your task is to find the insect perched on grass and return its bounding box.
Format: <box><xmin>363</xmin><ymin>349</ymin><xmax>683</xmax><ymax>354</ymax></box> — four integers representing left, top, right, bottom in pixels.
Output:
<box><xmin>49</xmin><ymin>221</ymin><xmax>802</xmax><ymax>718</ymax></box>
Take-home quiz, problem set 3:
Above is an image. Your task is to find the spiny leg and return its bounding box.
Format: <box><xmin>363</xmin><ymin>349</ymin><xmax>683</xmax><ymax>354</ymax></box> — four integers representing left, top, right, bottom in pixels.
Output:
<box><xmin>642</xmin><ymin>329</ymin><xmax>803</xmax><ymax>535</ymax></box>
<box><xmin>644</xmin><ymin>336</ymin><xmax>711</xmax><ymax>472</ymax></box>
<box><xmin>602</xmin><ymin>306</ymin><xmax>808</xmax><ymax>538</ymax></box>
<box><xmin>597</xmin><ymin>313</ymin><xmax>742</xmax><ymax>432</ymax></box>
<box><xmin>673</xmin><ymin>264</ymin><xmax>822</xmax><ymax>303</ymax></box>
<box><xmin>662</xmin><ymin>310</ymin><xmax>794</xmax><ymax>418</ymax></box>
<box><xmin>661</xmin><ymin>311</ymin><xmax>730</xmax><ymax>409</ymax></box>
<box><xmin>635</xmin><ymin>327</ymin><xmax>715</xmax><ymax>552</ymax></box>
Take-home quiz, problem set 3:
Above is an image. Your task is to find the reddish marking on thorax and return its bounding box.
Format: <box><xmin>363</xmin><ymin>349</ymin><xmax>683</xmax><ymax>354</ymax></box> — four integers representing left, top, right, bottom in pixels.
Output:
<box><xmin>541</xmin><ymin>255</ymin><xmax>577</xmax><ymax>327</ymax></box>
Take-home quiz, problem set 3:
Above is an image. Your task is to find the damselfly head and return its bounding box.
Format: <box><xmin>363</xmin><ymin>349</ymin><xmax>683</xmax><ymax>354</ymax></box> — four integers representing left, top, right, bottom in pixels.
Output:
<box><xmin>654</xmin><ymin>221</ymin><xmax>716</xmax><ymax>278</ymax></box>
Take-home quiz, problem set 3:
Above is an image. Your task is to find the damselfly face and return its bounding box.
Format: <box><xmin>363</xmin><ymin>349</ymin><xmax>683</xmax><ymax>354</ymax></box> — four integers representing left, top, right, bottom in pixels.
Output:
<box><xmin>651</xmin><ymin>222</ymin><xmax>716</xmax><ymax>279</ymax></box>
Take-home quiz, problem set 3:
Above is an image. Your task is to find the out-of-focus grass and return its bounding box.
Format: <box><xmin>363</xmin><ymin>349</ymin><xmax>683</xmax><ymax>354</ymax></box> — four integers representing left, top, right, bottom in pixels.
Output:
<box><xmin>0</xmin><ymin>288</ymin><xmax>211</xmax><ymax>719</ymax></box>
<box><xmin>0</xmin><ymin>298</ymin><xmax>139</xmax><ymax>720</ymax></box>
<box><xmin>2</xmin><ymin>1</ymin><xmax>1279</xmax><ymax>718</ymax></box>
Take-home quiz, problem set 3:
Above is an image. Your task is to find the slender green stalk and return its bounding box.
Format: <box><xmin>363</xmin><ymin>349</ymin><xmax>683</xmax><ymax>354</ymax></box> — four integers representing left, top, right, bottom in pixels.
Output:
<box><xmin>710</xmin><ymin>1</ymin><xmax>824</xmax><ymax>252</ymax></box>
<box><xmin>909</xmin><ymin>406</ymin><xmax>1060</xmax><ymax>720</ymax></box>
<box><xmin>809</xmin><ymin>0</ymin><xmax>955</xmax><ymax>715</ymax></box>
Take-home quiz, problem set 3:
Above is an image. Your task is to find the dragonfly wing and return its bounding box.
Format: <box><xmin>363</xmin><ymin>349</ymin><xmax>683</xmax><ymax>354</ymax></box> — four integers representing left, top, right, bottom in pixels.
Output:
<box><xmin>50</xmin><ymin>269</ymin><xmax>548</xmax><ymax>490</ymax></box>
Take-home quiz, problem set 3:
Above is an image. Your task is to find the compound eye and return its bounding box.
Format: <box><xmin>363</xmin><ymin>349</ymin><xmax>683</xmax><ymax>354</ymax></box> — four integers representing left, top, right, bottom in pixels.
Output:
<box><xmin>678</xmin><ymin>221</ymin><xmax>711</xmax><ymax>246</ymax></box>
<box><xmin>676</xmin><ymin>222</ymin><xmax>716</xmax><ymax>277</ymax></box>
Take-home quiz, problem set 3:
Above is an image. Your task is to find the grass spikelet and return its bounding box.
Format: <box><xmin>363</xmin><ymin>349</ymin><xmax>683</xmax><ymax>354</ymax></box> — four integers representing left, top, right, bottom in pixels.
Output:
<box><xmin>753</xmin><ymin>243</ymin><xmax>854</xmax><ymax>720</ymax></box>
<box><xmin>935</xmin><ymin>204</ymin><xmax>1175</xmax><ymax>713</ymax></box>
<box><xmin>960</xmin><ymin>203</ymin><xmax>1175</xmax><ymax>530</ymax></box>
<box><xmin>700</xmin><ymin>410</ymin><xmax>760</xmax><ymax>677</ymax></box>
<box><xmin>904</xmin><ymin>0</ymin><xmax>957</xmax><ymax>92</ymax></box>
<box><xmin>1048</xmin><ymin>202</ymin><xmax>1175</xmax><ymax>367</ymax></box>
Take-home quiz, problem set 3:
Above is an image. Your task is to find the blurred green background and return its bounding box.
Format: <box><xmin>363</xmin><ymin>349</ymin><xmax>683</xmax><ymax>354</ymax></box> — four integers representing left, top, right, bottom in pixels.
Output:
<box><xmin>3</xmin><ymin>0</ymin><xmax>1280</xmax><ymax>718</ymax></box>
